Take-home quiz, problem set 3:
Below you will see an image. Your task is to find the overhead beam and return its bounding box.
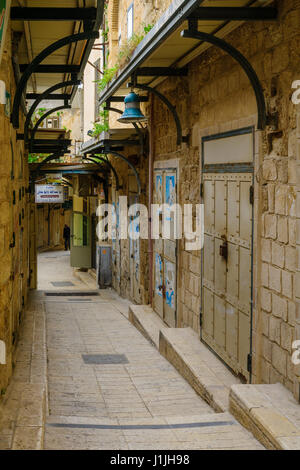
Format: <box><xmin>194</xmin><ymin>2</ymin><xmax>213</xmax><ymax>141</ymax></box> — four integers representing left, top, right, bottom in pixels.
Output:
<box><xmin>11</xmin><ymin>30</ymin><xmax>98</xmax><ymax>128</ymax></box>
<box><xmin>26</xmin><ymin>93</ymin><xmax>71</xmax><ymax>101</ymax></box>
<box><xmin>31</xmin><ymin>139</ymin><xmax>72</xmax><ymax>146</ymax></box>
<box><xmin>135</xmin><ymin>67</ymin><xmax>188</xmax><ymax>77</ymax></box>
<box><xmin>108</xmin><ymin>96</ymin><xmax>149</xmax><ymax>103</ymax></box>
<box><xmin>10</xmin><ymin>7</ymin><xmax>97</xmax><ymax>21</ymax></box>
<box><xmin>188</xmin><ymin>7</ymin><xmax>277</xmax><ymax>21</ymax></box>
<box><xmin>20</xmin><ymin>64</ymin><xmax>81</xmax><ymax>73</ymax></box>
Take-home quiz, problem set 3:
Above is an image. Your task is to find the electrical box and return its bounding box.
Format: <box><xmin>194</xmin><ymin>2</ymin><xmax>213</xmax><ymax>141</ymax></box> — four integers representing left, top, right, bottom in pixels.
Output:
<box><xmin>97</xmin><ymin>243</ymin><xmax>112</xmax><ymax>288</ymax></box>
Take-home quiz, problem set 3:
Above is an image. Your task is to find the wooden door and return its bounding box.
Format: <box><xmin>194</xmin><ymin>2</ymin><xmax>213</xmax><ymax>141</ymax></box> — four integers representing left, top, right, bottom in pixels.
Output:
<box><xmin>201</xmin><ymin>130</ymin><xmax>254</xmax><ymax>379</ymax></box>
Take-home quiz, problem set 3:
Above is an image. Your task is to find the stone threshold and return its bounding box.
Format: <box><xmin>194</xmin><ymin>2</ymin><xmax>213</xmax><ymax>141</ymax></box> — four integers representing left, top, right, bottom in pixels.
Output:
<box><xmin>229</xmin><ymin>383</ymin><xmax>300</xmax><ymax>450</ymax></box>
<box><xmin>73</xmin><ymin>268</ymin><xmax>98</xmax><ymax>289</ymax></box>
<box><xmin>128</xmin><ymin>305</ymin><xmax>240</xmax><ymax>413</ymax></box>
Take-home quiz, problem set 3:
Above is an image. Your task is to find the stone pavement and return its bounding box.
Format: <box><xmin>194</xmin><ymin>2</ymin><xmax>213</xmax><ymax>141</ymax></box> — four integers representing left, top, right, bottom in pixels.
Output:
<box><xmin>0</xmin><ymin>251</ymin><xmax>264</xmax><ymax>450</ymax></box>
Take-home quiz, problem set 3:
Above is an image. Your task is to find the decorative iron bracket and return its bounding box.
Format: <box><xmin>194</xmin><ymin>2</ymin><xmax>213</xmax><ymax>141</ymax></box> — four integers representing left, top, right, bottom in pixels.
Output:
<box><xmin>181</xmin><ymin>26</ymin><xmax>267</xmax><ymax>130</ymax></box>
<box><xmin>104</xmin><ymin>104</ymin><xmax>145</xmax><ymax>156</ymax></box>
<box><xmin>30</xmin><ymin>104</ymin><xmax>71</xmax><ymax>152</ymax></box>
<box><xmin>128</xmin><ymin>80</ymin><xmax>189</xmax><ymax>146</ymax></box>
<box><xmin>103</xmin><ymin>147</ymin><xmax>142</xmax><ymax>195</ymax></box>
<box><xmin>11</xmin><ymin>30</ymin><xmax>99</xmax><ymax>128</ymax></box>
<box><xmin>24</xmin><ymin>79</ymin><xmax>81</xmax><ymax>144</ymax></box>
<box><xmin>83</xmin><ymin>155</ymin><xmax>122</xmax><ymax>191</ymax></box>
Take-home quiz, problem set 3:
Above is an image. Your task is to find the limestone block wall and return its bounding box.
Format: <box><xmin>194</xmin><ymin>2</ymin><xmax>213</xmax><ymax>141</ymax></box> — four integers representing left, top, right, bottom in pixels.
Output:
<box><xmin>143</xmin><ymin>1</ymin><xmax>300</xmax><ymax>396</ymax></box>
<box><xmin>0</xmin><ymin>23</ymin><xmax>29</xmax><ymax>394</ymax></box>
<box><xmin>36</xmin><ymin>205</ymin><xmax>71</xmax><ymax>251</ymax></box>
<box><xmin>103</xmin><ymin>0</ymin><xmax>300</xmax><ymax>398</ymax></box>
<box><xmin>108</xmin><ymin>147</ymin><xmax>149</xmax><ymax>305</ymax></box>
<box><xmin>295</xmin><ymin>111</ymin><xmax>300</xmax><ymax>399</ymax></box>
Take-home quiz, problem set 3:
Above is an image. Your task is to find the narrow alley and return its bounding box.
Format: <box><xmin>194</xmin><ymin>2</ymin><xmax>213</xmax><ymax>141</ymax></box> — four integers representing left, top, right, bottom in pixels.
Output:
<box><xmin>0</xmin><ymin>252</ymin><xmax>263</xmax><ymax>450</ymax></box>
<box><xmin>1</xmin><ymin>0</ymin><xmax>300</xmax><ymax>454</ymax></box>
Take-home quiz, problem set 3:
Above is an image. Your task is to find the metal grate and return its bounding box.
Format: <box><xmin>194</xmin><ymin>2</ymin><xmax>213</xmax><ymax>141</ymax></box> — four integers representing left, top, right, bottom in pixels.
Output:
<box><xmin>45</xmin><ymin>291</ymin><xmax>99</xmax><ymax>296</ymax></box>
<box><xmin>82</xmin><ymin>354</ymin><xmax>129</xmax><ymax>365</ymax></box>
<box><xmin>51</xmin><ymin>282</ymin><xmax>75</xmax><ymax>287</ymax></box>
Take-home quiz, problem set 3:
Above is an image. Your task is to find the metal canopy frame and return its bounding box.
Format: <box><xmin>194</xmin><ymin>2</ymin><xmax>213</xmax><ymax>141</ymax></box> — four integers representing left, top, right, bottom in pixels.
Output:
<box><xmin>11</xmin><ymin>30</ymin><xmax>99</xmax><ymax>128</ymax></box>
<box><xmin>104</xmin><ymin>105</ymin><xmax>145</xmax><ymax>155</ymax></box>
<box><xmin>98</xmin><ymin>1</ymin><xmax>275</xmax><ymax>133</ymax></box>
<box><xmin>188</xmin><ymin>7</ymin><xmax>277</xmax><ymax>21</ymax></box>
<box><xmin>83</xmin><ymin>144</ymin><xmax>142</xmax><ymax>194</ymax></box>
<box><xmin>26</xmin><ymin>93</ymin><xmax>71</xmax><ymax>101</ymax></box>
<box><xmin>182</xmin><ymin>25</ymin><xmax>267</xmax><ymax>130</ymax></box>
<box><xmin>11</xmin><ymin>7</ymin><xmax>97</xmax><ymax>21</ymax></box>
<box><xmin>30</xmin><ymin>105</ymin><xmax>72</xmax><ymax>151</ymax></box>
<box><xmin>20</xmin><ymin>64</ymin><xmax>81</xmax><ymax>74</ymax></box>
<box><xmin>24</xmin><ymin>79</ymin><xmax>81</xmax><ymax>144</ymax></box>
<box><xmin>129</xmin><ymin>80</ymin><xmax>188</xmax><ymax>146</ymax></box>
<box><xmin>106</xmin><ymin>149</ymin><xmax>142</xmax><ymax>195</ymax></box>
<box><xmin>83</xmin><ymin>156</ymin><xmax>121</xmax><ymax>191</ymax></box>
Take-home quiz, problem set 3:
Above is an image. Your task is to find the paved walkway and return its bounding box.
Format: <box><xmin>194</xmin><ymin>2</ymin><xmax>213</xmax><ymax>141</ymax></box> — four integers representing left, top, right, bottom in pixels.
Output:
<box><xmin>0</xmin><ymin>251</ymin><xmax>264</xmax><ymax>450</ymax></box>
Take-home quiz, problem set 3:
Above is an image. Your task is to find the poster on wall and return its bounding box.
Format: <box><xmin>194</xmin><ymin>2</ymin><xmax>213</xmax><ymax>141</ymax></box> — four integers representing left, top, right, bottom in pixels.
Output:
<box><xmin>0</xmin><ymin>1</ymin><xmax>11</xmax><ymax>66</ymax></box>
<box><xmin>35</xmin><ymin>185</ymin><xmax>65</xmax><ymax>204</ymax></box>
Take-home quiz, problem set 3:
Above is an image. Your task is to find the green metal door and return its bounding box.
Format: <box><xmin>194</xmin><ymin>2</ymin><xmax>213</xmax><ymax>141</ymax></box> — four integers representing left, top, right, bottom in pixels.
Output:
<box><xmin>70</xmin><ymin>211</ymin><xmax>92</xmax><ymax>268</ymax></box>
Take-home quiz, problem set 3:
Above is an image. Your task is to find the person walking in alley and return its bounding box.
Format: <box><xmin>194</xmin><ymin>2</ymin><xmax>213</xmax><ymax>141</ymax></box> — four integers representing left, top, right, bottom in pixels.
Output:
<box><xmin>63</xmin><ymin>224</ymin><xmax>71</xmax><ymax>251</ymax></box>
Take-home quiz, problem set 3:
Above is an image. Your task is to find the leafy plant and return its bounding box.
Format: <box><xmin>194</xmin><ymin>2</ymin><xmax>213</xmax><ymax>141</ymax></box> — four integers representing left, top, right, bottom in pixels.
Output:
<box><xmin>96</xmin><ymin>23</ymin><xmax>154</xmax><ymax>92</ymax></box>
<box><xmin>90</xmin><ymin>105</ymin><xmax>109</xmax><ymax>138</ymax></box>
<box><xmin>31</xmin><ymin>107</ymin><xmax>47</xmax><ymax>126</ymax></box>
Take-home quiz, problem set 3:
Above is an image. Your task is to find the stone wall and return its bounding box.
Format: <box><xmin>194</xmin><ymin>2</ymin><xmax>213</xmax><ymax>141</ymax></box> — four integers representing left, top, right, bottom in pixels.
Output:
<box><xmin>36</xmin><ymin>205</ymin><xmax>71</xmax><ymax>251</ymax></box>
<box><xmin>0</xmin><ymin>23</ymin><xmax>29</xmax><ymax>394</ymax></box>
<box><xmin>104</xmin><ymin>0</ymin><xmax>300</xmax><ymax>398</ymax></box>
<box><xmin>148</xmin><ymin>1</ymin><xmax>300</xmax><ymax>397</ymax></box>
<box><xmin>108</xmin><ymin>147</ymin><xmax>149</xmax><ymax>305</ymax></box>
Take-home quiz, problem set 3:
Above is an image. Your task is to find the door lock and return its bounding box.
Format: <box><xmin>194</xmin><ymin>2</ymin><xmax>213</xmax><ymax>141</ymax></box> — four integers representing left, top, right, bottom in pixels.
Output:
<box><xmin>219</xmin><ymin>236</ymin><xmax>228</xmax><ymax>261</ymax></box>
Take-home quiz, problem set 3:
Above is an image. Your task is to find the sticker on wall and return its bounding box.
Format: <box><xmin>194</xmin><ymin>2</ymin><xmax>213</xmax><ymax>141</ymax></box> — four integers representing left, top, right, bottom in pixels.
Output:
<box><xmin>4</xmin><ymin>90</ymin><xmax>10</xmax><ymax>117</ymax></box>
<box><xmin>165</xmin><ymin>260</ymin><xmax>175</xmax><ymax>308</ymax></box>
<box><xmin>155</xmin><ymin>174</ymin><xmax>162</xmax><ymax>204</ymax></box>
<box><xmin>0</xmin><ymin>340</ymin><xmax>6</xmax><ymax>364</ymax></box>
<box><xmin>155</xmin><ymin>253</ymin><xmax>163</xmax><ymax>297</ymax></box>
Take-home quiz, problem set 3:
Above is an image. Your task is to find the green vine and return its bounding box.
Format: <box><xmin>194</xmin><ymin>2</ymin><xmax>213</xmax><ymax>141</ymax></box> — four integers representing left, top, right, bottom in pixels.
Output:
<box><xmin>97</xmin><ymin>23</ymin><xmax>154</xmax><ymax>92</ymax></box>
<box><xmin>90</xmin><ymin>104</ymin><xmax>109</xmax><ymax>138</ymax></box>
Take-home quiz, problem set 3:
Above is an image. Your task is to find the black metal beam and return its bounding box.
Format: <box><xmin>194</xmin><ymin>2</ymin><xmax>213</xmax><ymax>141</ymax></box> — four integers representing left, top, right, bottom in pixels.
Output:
<box><xmin>83</xmin><ymin>146</ymin><xmax>125</xmax><ymax>154</ymax></box>
<box><xmin>26</xmin><ymin>93</ymin><xmax>71</xmax><ymax>101</ymax></box>
<box><xmin>136</xmin><ymin>67</ymin><xmax>188</xmax><ymax>77</ymax></box>
<box><xmin>182</xmin><ymin>28</ymin><xmax>267</xmax><ymax>130</ymax></box>
<box><xmin>69</xmin><ymin>0</ymin><xmax>105</xmax><ymax>104</ymax></box>
<box><xmin>31</xmin><ymin>139</ymin><xmax>72</xmax><ymax>146</ymax></box>
<box><xmin>20</xmin><ymin>64</ymin><xmax>81</xmax><ymax>74</ymax></box>
<box><xmin>30</xmin><ymin>146</ymin><xmax>69</xmax><ymax>153</ymax></box>
<box><xmin>11</xmin><ymin>30</ymin><xmax>99</xmax><ymax>128</ymax></box>
<box><xmin>108</xmin><ymin>96</ymin><xmax>149</xmax><ymax>103</ymax></box>
<box><xmin>188</xmin><ymin>7</ymin><xmax>277</xmax><ymax>21</ymax></box>
<box><xmin>11</xmin><ymin>7</ymin><xmax>97</xmax><ymax>21</ymax></box>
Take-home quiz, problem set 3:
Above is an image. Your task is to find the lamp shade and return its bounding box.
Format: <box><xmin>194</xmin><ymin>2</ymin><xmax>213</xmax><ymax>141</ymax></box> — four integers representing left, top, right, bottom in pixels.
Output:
<box><xmin>117</xmin><ymin>92</ymin><xmax>147</xmax><ymax>123</ymax></box>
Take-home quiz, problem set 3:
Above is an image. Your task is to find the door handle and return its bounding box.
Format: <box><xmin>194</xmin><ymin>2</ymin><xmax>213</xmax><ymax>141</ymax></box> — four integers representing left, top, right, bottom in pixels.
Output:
<box><xmin>219</xmin><ymin>236</ymin><xmax>228</xmax><ymax>261</ymax></box>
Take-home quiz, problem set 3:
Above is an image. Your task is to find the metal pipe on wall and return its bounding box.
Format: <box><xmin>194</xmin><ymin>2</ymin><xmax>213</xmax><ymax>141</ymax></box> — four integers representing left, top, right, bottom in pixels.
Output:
<box><xmin>148</xmin><ymin>94</ymin><xmax>154</xmax><ymax>306</ymax></box>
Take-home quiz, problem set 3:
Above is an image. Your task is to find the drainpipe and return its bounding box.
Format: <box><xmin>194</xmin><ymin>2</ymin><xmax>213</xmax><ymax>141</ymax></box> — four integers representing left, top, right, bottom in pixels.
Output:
<box><xmin>148</xmin><ymin>94</ymin><xmax>154</xmax><ymax>306</ymax></box>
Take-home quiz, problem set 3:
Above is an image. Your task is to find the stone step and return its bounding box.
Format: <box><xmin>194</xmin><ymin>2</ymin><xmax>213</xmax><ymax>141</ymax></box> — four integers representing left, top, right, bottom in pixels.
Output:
<box><xmin>229</xmin><ymin>383</ymin><xmax>300</xmax><ymax>450</ymax></box>
<box><xmin>128</xmin><ymin>305</ymin><xmax>240</xmax><ymax>412</ymax></box>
